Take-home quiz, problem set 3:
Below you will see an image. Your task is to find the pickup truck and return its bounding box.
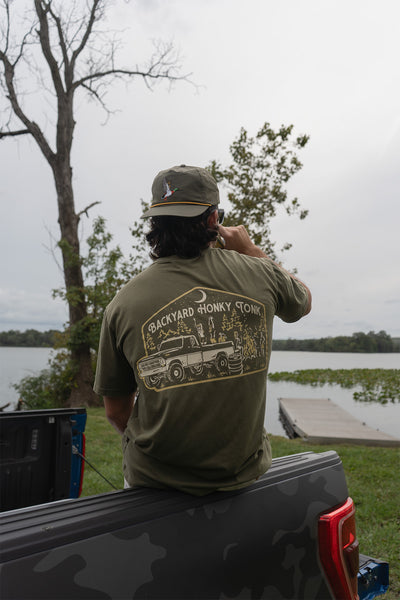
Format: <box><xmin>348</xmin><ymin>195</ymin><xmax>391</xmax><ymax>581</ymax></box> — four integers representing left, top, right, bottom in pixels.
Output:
<box><xmin>0</xmin><ymin>409</ymin><xmax>389</xmax><ymax>600</ymax></box>
<box><xmin>137</xmin><ymin>334</ymin><xmax>242</xmax><ymax>388</ymax></box>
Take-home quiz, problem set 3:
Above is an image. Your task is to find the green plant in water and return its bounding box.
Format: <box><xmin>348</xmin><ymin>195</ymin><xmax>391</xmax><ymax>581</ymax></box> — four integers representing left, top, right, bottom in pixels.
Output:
<box><xmin>268</xmin><ymin>368</ymin><xmax>400</xmax><ymax>404</ymax></box>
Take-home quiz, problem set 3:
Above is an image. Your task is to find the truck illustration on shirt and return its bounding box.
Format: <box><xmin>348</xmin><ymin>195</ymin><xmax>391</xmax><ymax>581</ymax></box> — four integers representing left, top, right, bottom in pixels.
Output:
<box><xmin>137</xmin><ymin>334</ymin><xmax>243</xmax><ymax>389</ymax></box>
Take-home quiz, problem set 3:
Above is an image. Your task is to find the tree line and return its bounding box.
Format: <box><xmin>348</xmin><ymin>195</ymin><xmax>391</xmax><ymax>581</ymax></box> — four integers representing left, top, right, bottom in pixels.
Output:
<box><xmin>2</xmin><ymin>328</ymin><xmax>398</xmax><ymax>353</ymax></box>
<box><xmin>272</xmin><ymin>331</ymin><xmax>399</xmax><ymax>353</ymax></box>
<box><xmin>0</xmin><ymin>329</ymin><xmax>60</xmax><ymax>348</ymax></box>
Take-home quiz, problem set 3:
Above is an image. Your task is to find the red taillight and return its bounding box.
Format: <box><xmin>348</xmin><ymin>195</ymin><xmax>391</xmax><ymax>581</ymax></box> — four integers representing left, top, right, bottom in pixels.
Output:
<box><xmin>319</xmin><ymin>497</ymin><xmax>359</xmax><ymax>600</ymax></box>
<box><xmin>78</xmin><ymin>433</ymin><xmax>86</xmax><ymax>497</ymax></box>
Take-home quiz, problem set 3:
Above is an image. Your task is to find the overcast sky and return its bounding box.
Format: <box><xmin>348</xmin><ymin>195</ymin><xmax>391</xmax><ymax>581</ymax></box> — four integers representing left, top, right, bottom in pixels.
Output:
<box><xmin>1</xmin><ymin>0</ymin><xmax>399</xmax><ymax>340</ymax></box>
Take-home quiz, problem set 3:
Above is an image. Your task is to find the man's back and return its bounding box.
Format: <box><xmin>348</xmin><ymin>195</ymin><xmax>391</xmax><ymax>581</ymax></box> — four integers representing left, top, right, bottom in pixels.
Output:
<box><xmin>95</xmin><ymin>247</ymin><xmax>309</xmax><ymax>495</ymax></box>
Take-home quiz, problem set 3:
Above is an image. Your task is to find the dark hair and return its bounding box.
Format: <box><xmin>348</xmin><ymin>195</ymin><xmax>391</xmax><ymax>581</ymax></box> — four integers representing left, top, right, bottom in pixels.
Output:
<box><xmin>146</xmin><ymin>207</ymin><xmax>218</xmax><ymax>259</ymax></box>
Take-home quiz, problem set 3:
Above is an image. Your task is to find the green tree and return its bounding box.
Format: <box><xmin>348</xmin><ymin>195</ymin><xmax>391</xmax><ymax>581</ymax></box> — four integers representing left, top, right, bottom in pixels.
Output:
<box><xmin>0</xmin><ymin>329</ymin><xmax>59</xmax><ymax>347</ymax></box>
<box><xmin>208</xmin><ymin>122</ymin><xmax>309</xmax><ymax>260</ymax></box>
<box><xmin>373</xmin><ymin>330</ymin><xmax>394</xmax><ymax>353</ymax></box>
<box><xmin>0</xmin><ymin>0</ymin><xmax>187</xmax><ymax>406</ymax></box>
<box><xmin>271</xmin><ymin>331</ymin><xmax>396</xmax><ymax>353</ymax></box>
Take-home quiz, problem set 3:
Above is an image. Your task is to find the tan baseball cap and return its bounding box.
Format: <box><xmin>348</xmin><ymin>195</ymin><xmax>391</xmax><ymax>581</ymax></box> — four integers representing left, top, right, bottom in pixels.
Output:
<box><xmin>142</xmin><ymin>164</ymin><xmax>220</xmax><ymax>218</ymax></box>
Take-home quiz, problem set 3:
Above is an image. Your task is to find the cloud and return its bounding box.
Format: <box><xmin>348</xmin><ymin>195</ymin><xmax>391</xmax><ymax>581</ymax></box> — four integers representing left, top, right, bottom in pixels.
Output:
<box><xmin>0</xmin><ymin>288</ymin><xmax>66</xmax><ymax>331</ymax></box>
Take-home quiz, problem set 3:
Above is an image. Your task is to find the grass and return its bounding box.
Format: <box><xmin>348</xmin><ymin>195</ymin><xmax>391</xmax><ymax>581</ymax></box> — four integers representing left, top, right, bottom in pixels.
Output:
<box><xmin>270</xmin><ymin>437</ymin><xmax>399</xmax><ymax>600</ymax></box>
<box><xmin>81</xmin><ymin>408</ymin><xmax>399</xmax><ymax>599</ymax></box>
<box><xmin>80</xmin><ymin>408</ymin><xmax>125</xmax><ymax>495</ymax></box>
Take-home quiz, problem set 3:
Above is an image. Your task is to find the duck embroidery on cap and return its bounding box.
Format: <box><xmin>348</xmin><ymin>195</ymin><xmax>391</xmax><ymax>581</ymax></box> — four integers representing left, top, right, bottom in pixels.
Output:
<box><xmin>161</xmin><ymin>178</ymin><xmax>178</xmax><ymax>200</ymax></box>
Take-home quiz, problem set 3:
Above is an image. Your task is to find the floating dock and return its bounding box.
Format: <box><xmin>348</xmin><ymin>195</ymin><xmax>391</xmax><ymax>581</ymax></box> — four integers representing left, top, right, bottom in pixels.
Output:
<box><xmin>278</xmin><ymin>397</ymin><xmax>400</xmax><ymax>447</ymax></box>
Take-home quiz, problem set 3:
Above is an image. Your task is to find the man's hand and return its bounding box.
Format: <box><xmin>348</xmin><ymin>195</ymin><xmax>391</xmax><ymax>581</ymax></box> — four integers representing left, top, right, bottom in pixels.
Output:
<box><xmin>218</xmin><ymin>224</ymin><xmax>267</xmax><ymax>258</ymax></box>
<box><xmin>218</xmin><ymin>223</ymin><xmax>312</xmax><ymax>315</ymax></box>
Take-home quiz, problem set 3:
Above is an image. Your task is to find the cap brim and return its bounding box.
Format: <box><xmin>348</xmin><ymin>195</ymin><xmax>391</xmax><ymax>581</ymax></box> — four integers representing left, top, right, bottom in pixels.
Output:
<box><xmin>142</xmin><ymin>203</ymin><xmax>214</xmax><ymax>218</ymax></box>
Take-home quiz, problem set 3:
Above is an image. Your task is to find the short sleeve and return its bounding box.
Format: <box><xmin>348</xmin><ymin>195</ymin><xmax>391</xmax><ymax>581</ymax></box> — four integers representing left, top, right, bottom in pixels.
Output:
<box><xmin>272</xmin><ymin>263</ymin><xmax>309</xmax><ymax>323</ymax></box>
<box><xmin>93</xmin><ymin>310</ymin><xmax>137</xmax><ymax>396</ymax></box>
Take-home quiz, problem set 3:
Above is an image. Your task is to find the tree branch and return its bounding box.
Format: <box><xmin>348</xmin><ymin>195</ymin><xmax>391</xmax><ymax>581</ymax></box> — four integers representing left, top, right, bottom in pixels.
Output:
<box><xmin>34</xmin><ymin>0</ymin><xmax>65</xmax><ymax>98</ymax></box>
<box><xmin>43</xmin><ymin>223</ymin><xmax>63</xmax><ymax>275</ymax></box>
<box><xmin>73</xmin><ymin>66</ymin><xmax>187</xmax><ymax>91</ymax></box>
<box><xmin>80</xmin><ymin>81</ymin><xmax>114</xmax><ymax>118</ymax></box>
<box><xmin>46</xmin><ymin>2</ymin><xmax>70</xmax><ymax>81</ymax></box>
<box><xmin>0</xmin><ymin>128</ymin><xmax>31</xmax><ymax>138</ymax></box>
<box><xmin>77</xmin><ymin>201</ymin><xmax>101</xmax><ymax>221</ymax></box>
<box><xmin>0</xmin><ymin>49</ymin><xmax>55</xmax><ymax>162</ymax></box>
<box><xmin>0</xmin><ymin>1</ymin><xmax>36</xmax><ymax>68</ymax></box>
<box><xmin>3</xmin><ymin>0</ymin><xmax>11</xmax><ymax>54</ymax></box>
<box><xmin>72</xmin><ymin>39</ymin><xmax>190</xmax><ymax>95</ymax></box>
<box><xmin>70</xmin><ymin>0</ymin><xmax>102</xmax><ymax>70</ymax></box>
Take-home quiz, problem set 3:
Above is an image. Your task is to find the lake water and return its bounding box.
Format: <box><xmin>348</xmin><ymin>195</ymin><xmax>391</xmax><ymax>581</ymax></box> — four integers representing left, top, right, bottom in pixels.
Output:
<box><xmin>0</xmin><ymin>347</ymin><xmax>54</xmax><ymax>410</ymax></box>
<box><xmin>1</xmin><ymin>348</ymin><xmax>399</xmax><ymax>439</ymax></box>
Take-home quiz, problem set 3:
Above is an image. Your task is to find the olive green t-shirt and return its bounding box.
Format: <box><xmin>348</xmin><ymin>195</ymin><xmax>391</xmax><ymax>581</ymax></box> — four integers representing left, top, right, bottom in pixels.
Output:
<box><xmin>94</xmin><ymin>247</ymin><xmax>309</xmax><ymax>495</ymax></box>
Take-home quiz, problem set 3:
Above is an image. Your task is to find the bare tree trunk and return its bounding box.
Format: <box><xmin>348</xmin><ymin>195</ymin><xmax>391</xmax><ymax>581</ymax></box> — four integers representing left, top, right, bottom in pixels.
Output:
<box><xmin>52</xmin><ymin>159</ymin><xmax>100</xmax><ymax>407</ymax></box>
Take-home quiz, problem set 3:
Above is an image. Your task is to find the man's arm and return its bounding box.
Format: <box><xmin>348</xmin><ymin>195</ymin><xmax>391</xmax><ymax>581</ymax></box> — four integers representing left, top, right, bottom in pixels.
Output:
<box><xmin>103</xmin><ymin>393</ymin><xmax>136</xmax><ymax>436</ymax></box>
<box><xmin>218</xmin><ymin>224</ymin><xmax>312</xmax><ymax>315</ymax></box>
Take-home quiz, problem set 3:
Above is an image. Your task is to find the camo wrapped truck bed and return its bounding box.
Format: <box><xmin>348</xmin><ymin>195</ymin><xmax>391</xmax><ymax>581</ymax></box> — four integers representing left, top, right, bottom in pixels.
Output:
<box><xmin>1</xmin><ymin>450</ymin><xmax>356</xmax><ymax>600</ymax></box>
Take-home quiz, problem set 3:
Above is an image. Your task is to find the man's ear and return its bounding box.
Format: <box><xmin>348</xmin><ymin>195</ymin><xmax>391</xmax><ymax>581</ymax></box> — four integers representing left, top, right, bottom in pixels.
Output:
<box><xmin>207</xmin><ymin>210</ymin><xmax>219</xmax><ymax>228</ymax></box>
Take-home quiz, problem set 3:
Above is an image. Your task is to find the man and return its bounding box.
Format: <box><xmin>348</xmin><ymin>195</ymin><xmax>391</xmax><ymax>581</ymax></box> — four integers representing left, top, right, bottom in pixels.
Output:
<box><xmin>94</xmin><ymin>164</ymin><xmax>311</xmax><ymax>496</ymax></box>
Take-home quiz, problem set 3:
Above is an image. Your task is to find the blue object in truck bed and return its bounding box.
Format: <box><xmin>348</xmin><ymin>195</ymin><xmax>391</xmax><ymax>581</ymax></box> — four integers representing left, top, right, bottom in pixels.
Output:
<box><xmin>358</xmin><ymin>554</ymin><xmax>389</xmax><ymax>600</ymax></box>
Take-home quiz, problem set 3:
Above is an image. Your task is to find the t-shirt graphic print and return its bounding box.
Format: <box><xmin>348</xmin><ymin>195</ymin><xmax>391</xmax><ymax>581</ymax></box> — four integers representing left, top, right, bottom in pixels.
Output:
<box><xmin>137</xmin><ymin>287</ymin><xmax>268</xmax><ymax>391</ymax></box>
